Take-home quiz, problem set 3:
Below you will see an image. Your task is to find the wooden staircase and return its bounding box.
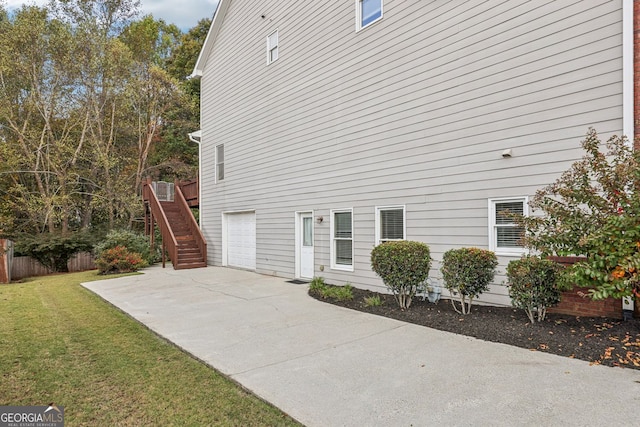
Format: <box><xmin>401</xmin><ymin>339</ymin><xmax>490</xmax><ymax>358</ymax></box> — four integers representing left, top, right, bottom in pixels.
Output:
<box><xmin>142</xmin><ymin>179</ymin><xmax>207</xmax><ymax>270</ymax></box>
<box><xmin>160</xmin><ymin>201</ymin><xmax>207</xmax><ymax>269</ymax></box>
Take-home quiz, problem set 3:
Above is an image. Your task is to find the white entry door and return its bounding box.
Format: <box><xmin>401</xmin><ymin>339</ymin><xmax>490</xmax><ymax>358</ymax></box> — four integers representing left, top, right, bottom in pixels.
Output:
<box><xmin>298</xmin><ymin>212</ymin><xmax>314</xmax><ymax>279</ymax></box>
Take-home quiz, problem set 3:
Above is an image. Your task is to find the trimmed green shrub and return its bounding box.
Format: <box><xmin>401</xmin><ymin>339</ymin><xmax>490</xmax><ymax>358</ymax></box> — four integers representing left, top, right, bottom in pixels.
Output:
<box><xmin>95</xmin><ymin>245</ymin><xmax>147</xmax><ymax>274</ymax></box>
<box><xmin>363</xmin><ymin>294</ymin><xmax>383</xmax><ymax>307</ymax></box>
<box><xmin>323</xmin><ymin>284</ymin><xmax>354</xmax><ymax>301</ymax></box>
<box><xmin>94</xmin><ymin>229</ymin><xmax>157</xmax><ymax>265</ymax></box>
<box><xmin>370</xmin><ymin>240</ymin><xmax>431</xmax><ymax>309</ymax></box>
<box><xmin>441</xmin><ymin>247</ymin><xmax>498</xmax><ymax>314</ymax></box>
<box><xmin>507</xmin><ymin>256</ymin><xmax>564</xmax><ymax>323</ymax></box>
<box><xmin>14</xmin><ymin>231</ymin><xmax>94</xmax><ymax>272</ymax></box>
<box><xmin>309</xmin><ymin>276</ymin><xmax>327</xmax><ymax>293</ymax></box>
<box><xmin>308</xmin><ymin>277</ymin><xmax>354</xmax><ymax>301</ymax></box>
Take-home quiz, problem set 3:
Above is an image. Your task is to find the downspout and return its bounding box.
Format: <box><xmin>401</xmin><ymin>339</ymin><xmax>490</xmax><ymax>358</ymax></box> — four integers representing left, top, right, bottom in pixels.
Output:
<box><xmin>188</xmin><ymin>131</ymin><xmax>203</xmax><ymax>228</ymax></box>
<box><xmin>623</xmin><ymin>0</ymin><xmax>634</xmax><ymax>142</ymax></box>
<box><xmin>622</xmin><ymin>0</ymin><xmax>635</xmax><ymax>318</ymax></box>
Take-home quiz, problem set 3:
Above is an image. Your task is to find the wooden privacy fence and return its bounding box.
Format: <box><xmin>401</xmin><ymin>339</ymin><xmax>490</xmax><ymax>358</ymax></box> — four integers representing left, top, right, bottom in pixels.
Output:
<box><xmin>1</xmin><ymin>247</ymin><xmax>96</xmax><ymax>283</ymax></box>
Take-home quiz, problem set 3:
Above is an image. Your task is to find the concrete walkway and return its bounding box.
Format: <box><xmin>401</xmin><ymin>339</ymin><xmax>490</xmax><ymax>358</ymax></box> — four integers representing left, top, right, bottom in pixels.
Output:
<box><xmin>83</xmin><ymin>265</ymin><xmax>640</xmax><ymax>426</ymax></box>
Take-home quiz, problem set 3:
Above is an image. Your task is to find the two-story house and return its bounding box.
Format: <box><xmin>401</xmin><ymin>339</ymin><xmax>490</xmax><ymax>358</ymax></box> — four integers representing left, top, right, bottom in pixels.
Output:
<box><xmin>192</xmin><ymin>0</ymin><xmax>635</xmax><ymax>307</ymax></box>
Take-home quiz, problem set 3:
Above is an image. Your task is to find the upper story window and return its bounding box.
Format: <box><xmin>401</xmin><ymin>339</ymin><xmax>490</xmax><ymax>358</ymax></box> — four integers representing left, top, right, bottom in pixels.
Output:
<box><xmin>216</xmin><ymin>144</ymin><xmax>224</xmax><ymax>182</ymax></box>
<box><xmin>267</xmin><ymin>30</ymin><xmax>279</xmax><ymax>64</ymax></box>
<box><xmin>356</xmin><ymin>0</ymin><xmax>383</xmax><ymax>31</ymax></box>
<box><xmin>488</xmin><ymin>197</ymin><xmax>528</xmax><ymax>255</ymax></box>
<box><xmin>375</xmin><ymin>206</ymin><xmax>405</xmax><ymax>245</ymax></box>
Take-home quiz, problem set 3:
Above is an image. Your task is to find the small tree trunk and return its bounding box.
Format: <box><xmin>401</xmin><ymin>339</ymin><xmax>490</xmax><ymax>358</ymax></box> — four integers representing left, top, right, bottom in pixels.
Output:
<box><xmin>526</xmin><ymin>308</ymin><xmax>535</xmax><ymax>324</ymax></box>
<box><xmin>451</xmin><ymin>298</ymin><xmax>462</xmax><ymax>315</ymax></box>
<box><xmin>538</xmin><ymin>307</ymin><xmax>546</xmax><ymax>322</ymax></box>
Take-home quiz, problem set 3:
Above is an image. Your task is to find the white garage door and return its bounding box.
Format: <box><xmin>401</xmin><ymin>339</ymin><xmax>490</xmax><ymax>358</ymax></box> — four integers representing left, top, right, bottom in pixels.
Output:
<box><xmin>225</xmin><ymin>212</ymin><xmax>256</xmax><ymax>270</ymax></box>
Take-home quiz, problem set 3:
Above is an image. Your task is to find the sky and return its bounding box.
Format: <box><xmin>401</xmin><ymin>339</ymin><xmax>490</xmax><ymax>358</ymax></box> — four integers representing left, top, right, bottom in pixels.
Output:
<box><xmin>4</xmin><ymin>0</ymin><xmax>219</xmax><ymax>31</ymax></box>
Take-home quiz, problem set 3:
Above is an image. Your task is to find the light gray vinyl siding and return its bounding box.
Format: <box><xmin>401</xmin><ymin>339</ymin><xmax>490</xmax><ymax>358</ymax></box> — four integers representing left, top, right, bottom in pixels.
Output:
<box><xmin>199</xmin><ymin>0</ymin><xmax>624</xmax><ymax>305</ymax></box>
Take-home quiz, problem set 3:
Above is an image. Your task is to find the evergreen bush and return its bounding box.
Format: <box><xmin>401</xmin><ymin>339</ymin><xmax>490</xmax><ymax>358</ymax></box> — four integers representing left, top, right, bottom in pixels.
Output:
<box><xmin>441</xmin><ymin>247</ymin><xmax>497</xmax><ymax>314</ymax></box>
<box><xmin>14</xmin><ymin>231</ymin><xmax>94</xmax><ymax>272</ymax></box>
<box><xmin>506</xmin><ymin>256</ymin><xmax>564</xmax><ymax>323</ymax></box>
<box><xmin>94</xmin><ymin>229</ymin><xmax>157</xmax><ymax>265</ymax></box>
<box><xmin>370</xmin><ymin>241</ymin><xmax>431</xmax><ymax>309</ymax></box>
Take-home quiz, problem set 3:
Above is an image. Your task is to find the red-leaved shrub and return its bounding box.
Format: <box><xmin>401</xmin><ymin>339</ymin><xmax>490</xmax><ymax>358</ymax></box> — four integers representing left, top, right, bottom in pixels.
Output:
<box><xmin>95</xmin><ymin>245</ymin><xmax>147</xmax><ymax>274</ymax></box>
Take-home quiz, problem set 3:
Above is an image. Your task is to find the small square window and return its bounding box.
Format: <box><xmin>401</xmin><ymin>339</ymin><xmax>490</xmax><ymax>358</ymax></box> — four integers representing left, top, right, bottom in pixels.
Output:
<box><xmin>267</xmin><ymin>30</ymin><xmax>278</xmax><ymax>64</ymax></box>
<box><xmin>488</xmin><ymin>197</ymin><xmax>527</xmax><ymax>255</ymax></box>
<box><xmin>356</xmin><ymin>0</ymin><xmax>383</xmax><ymax>31</ymax></box>
<box><xmin>216</xmin><ymin>144</ymin><xmax>224</xmax><ymax>182</ymax></box>
<box><xmin>375</xmin><ymin>206</ymin><xmax>405</xmax><ymax>245</ymax></box>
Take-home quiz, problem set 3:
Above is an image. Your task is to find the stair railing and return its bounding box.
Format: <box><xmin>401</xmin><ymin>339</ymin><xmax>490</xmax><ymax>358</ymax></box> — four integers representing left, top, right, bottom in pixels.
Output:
<box><xmin>177</xmin><ymin>179</ymin><xmax>199</xmax><ymax>207</ymax></box>
<box><xmin>175</xmin><ymin>184</ymin><xmax>207</xmax><ymax>265</ymax></box>
<box><xmin>143</xmin><ymin>181</ymin><xmax>179</xmax><ymax>269</ymax></box>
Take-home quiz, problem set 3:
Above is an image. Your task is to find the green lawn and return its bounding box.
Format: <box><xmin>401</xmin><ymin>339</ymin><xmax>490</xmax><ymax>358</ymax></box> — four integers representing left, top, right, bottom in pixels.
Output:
<box><xmin>0</xmin><ymin>271</ymin><xmax>301</xmax><ymax>426</ymax></box>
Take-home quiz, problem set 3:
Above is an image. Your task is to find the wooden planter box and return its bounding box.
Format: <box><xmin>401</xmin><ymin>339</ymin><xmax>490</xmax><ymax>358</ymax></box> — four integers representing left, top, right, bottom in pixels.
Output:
<box><xmin>546</xmin><ymin>256</ymin><xmax>622</xmax><ymax>319</ymax></box>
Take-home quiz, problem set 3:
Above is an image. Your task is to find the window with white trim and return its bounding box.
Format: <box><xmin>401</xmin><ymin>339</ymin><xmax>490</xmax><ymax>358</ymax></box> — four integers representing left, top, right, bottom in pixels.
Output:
<box><xmin>331</xmin><ymin>209</ymin><xmax>353</xmax><ymax>270</ymax></box>
<box><xmin>375</xmin><ymin>206</ymin><xmax>405</xmax><ymax>245</ymax></box>
<box><xmin>267</xmin><ymin>30</ymin><xmax>278</xmax><ymax>64</ymax></box>
<box><xmin>489</xmin><ymin>197</ymin><xmax>527</xmax><ymax>255</ymax></box>
<box><xmin>216</xmin><ymin>144</ymin><xmax>224</xmax><ymax>182</ymax></box>
<box><xmin>356</xmin><ymin>0</ymin><xmax>383</xmax><ymax>31</ymax></box>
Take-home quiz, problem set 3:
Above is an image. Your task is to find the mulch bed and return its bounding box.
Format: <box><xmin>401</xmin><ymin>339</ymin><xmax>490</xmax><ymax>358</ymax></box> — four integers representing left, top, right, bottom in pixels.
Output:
<box><xmin>309</xmin><ymin>286</ymin><xmax>640</xmax><ymax>370</ymax></box>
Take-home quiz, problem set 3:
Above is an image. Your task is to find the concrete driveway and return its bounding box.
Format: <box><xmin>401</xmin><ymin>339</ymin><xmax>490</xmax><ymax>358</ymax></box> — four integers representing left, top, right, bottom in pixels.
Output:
<box><xmin>83</xmin><ymin>265</ymin><xmax>640</xmax><ymax>426</ymax></box>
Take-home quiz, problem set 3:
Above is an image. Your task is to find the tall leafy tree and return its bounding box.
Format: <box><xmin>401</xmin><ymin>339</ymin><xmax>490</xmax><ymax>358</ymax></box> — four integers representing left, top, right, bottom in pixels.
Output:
<box><xmin>0</xmin><ymin>1</ymin><xmax>142</xmax><ymax>234</ymax></box>
<box><xmin>0</xmin><ymin>0</ymin><xmax>204</xmax><ymax>239</ymax></box>
<box><xmin>120</xmin><ymin>15</ymin><xmax>181</xmax><ymax>66</ymax></box>
<box><xmin>0</xmin><ymin>5</ymin><xmax>82</xmax><ymax>233</ymax></box>
<box><xmin>56</xmin><ymin>0</ymin><xmax>142</xmax><ymax>230</ymax></box>
<box><xmin>165</xmin><ymin>18</ymin><xmax>210</xmax><ymax>98</ymax></box>
<box><xmin>149</xmin><ymin>18</ymin><xmax>211</xmax><ymax>180</ymax></box>
<box><xmin>120</xmin><ymin>16</ymin><xmax>185</xmax><ymax>199</ymax></box>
